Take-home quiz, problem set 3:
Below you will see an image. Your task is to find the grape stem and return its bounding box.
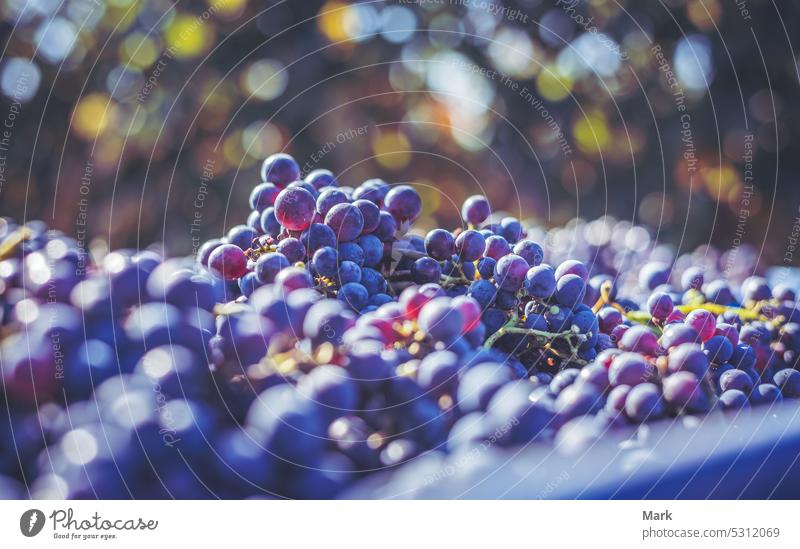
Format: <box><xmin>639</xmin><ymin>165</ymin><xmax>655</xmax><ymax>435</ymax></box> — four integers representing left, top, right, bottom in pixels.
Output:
<box><xmin>483</xmin><ymin>312</ymin><xmax>588</xmax><ymax>352</ymax></box>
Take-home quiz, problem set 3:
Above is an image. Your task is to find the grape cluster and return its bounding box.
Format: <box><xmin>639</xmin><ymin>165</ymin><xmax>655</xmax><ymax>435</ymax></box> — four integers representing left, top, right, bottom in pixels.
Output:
<box><xmin>1</xmin><ymin>152</ymin><xmax>799</xmax><ymax>499</ymax></box>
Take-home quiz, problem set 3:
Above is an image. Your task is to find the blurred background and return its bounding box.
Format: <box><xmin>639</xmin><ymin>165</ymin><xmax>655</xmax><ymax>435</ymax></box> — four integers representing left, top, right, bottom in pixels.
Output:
<box><xmin>0</xmin><ymin>0</ymin><xmax>799</xmax><ymax>266</ymax></box>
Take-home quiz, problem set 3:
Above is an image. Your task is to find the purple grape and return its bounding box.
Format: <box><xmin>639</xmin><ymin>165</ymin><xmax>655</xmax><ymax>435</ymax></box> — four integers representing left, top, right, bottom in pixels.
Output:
<box><xmin>554</xmin><ymin>383</ymin><xmax>603</xmax><ymax>420</ymax></box>
<box><xmin>742</xmin><ymin>276</ymin><xmax>771</xmax><ymax>302</ymax></box>
<box><xmin>305</xmin><ymin>169</ymin><xmax>337</xmax><ymax>190</ymax></box>
<box><xmin>719</xmin><ymin>389</ymin><xmax>749</xmax><ymax>410</ymax></box>
<box><xmin>260</xmin><ymin>153</ymin><xmax>300</xmax><ymax>187</ymax></box>
<box><xmin>597</xmin><ymin>306</ymin><xmax>623</xmax><ymax>334</ymax></box>
<box><xmin>461</xmin><ymin>195</ymin><xmax>491</xmax><ymax>225</ymax></box>
<box><xmin>513</xmin><ymin>240</ymin><xmax>544</xmax><ymax>267</ymax></box>
<box><xmin>249</xmin><ymin>182</ymin><xmax>281</xmax><ymax>211</ymax></box>
<box><xmin>338</xmin><ymin>282</ymin><xmax>369</xmax><ymax>311</ymax></box>
<box><xmin>275</xmin><ymin>266</ymin><xmax>313</xmax><ymax>293</ymax></box>
<box><xmin>555</xmin><ymin>273</ymin><xmax>587</xmax><ymax>309</ymax></box>
<box><xmin>304</xmin><ymin>223</ymin><xmax>337</xmax><ymax>253</ymax></box>
<box><xmin>719</xmin><ymin>369</ymin><xmax>754</xmax><ymax>393</ymax></box>
<box><xmin>662</xmin><ymin>371</ymin><xmax>707</xmax><ymax>412</ymax></box>
<box><xmin>412</xmin><ymin>257</ymin><xmax>442</xmax><ymax>284</ymax></box>
<box><xmin>524</xmin><ymin>265</ymin><xmax>556</xmax><ymax>299</ymax></box>
<box><xmin>208</xmin><ymin>244</ymin><xmax>248</xmax><ymax>280</ymax></box>
<box><xmin>418</xmin><ymin>297</ymin><xmax>464</xmax><ymax>342</ymax></box>
<box><xmin>702</xmin><ymin>335</ymin><xmax>734</xmax><ymax>364</ymax></box>
<box><xmin>226</xmin><ymin>224</ymin><xmax>258</xmax><ymax>250</ymax></box>
<box><xmin>260</xmin><ymin>207</ymin><xmax>281</xmax><ymax>237</ymax></box>
<box><xmin>605</xmin><ymin>384</ymin><xmax>630</xmax><ymax>414</ymax></box>
<box><xmin>499</xmin><ymin>217</ymin><xmax>523</xmax><ymax>244</ymax></box>
<box><xmin>609</xmin><ymin>352</ymin><xmax>655</xmax><ymax>387</ymax></box>
<box><xmin>667</xmin><ymin>343</ymin><xmax>710</xmax><ymax>378</ymax></box>
<box><xmin>773</xmin><ymin>368</ymin><xmax>800</xmax><ymax>398</ymax></box>
<box><xmin>493</xmin><ymin>254</ymin><xmax>528</xmax><ymax>292</ymax></box>
<box><xmin>660</xmin><ymin>323</ymin><xmax>699</xmax><ymax>351</ymax></box>
<box><xmin>680</xmin><ymin>267</ymin><xmax>704</xmax><ymax>291</ymax></box>
<box><xmin>337</xmin><ymin>261</ymin><xmax>362</xmax><ymax>285</ymax></box>
<box><xmin>277</xmin><ymin>237</ymin><xmax>306</xmax><ymax>263</ymax></box>
<box><xmin>484</xmin><ymin>235</ymin><xmax>511</xmax><ymax>260</ymax></box>
<box><xmin>312</xmin><ymin>246</ymin><xmax>339</xmax><ymax>278</ymax></box>
<box><xmin>555</xmin><ymin>260</ymin><xmax>589</xmax><ymax>282</ymax></box>
<box><xmin>624</xmin><ymin>383</ymin><xmax>664</xmax><ymax>422</ymax></box>
<box><xmin>424</xmin><ymin>229</ymin><xmax>455</xmax><ymax>261</ymax></box>
<box><xmin>751</xmin><ymin>383</ymin><xmax>782</xmax><ymax>404</ymax></box>
<box><xmin>477</xmin><ymin>256</ymin><xmax>496</xmax><ymax>279</ymax></box>
<box><xmin>255</xmin><ymin>252</ymin><xmax>290</xmax><ymax>283</ymax></box>
<box><xmin>338</xmin><ymin>242</ymin><xmax>364</xmax><ymax>266</ymax></box>
<box><xmin>639</xmin><ymin>262</ymin><xmax>671</xmax><ymax>290</ymax></box>
<box><xmin>274</xmin><ymin>187</ymin><xmax>316</xmax><ymax>231</ymax></box>
<box><xmin>372</xmin><ymin>211</ymin><xmax>397</xmax><ymax>241</ymax></box>
<box><xmin>455</xmin><ymin>229</ymin><xmax>486</xmax><ymax>262</ymax></box>
<box><xmin>316</xmin><ymin>188</ymin><xmax>349</xmax><ymax>217</ymax></box>
<box><xmin>647</xmin><ymin>291</ymin><xmax>674</xmax><ymax>320</ymax></box>
<box><xmin>353</xmin><ymin>178</ymin><xmax>390</xmax><ymax>204</ymax></box>
<box><xmin>355</xmin><ymin>234</ymin><xmax>383</xmax><ymax>267</ymax></box>
<box><xmin>685</xmin><ymin>309</ymin><xmax>716</xmax><ymax>342</ymax></box>
<box><xmin>197</xmin><ymin>238</ymin><xmax>223</xmax><ymax>267</ymax></box>
<box><xmin>384</xmin><ymin>185</ymin><xmax>422</xmax><ymax>223</ymax></box>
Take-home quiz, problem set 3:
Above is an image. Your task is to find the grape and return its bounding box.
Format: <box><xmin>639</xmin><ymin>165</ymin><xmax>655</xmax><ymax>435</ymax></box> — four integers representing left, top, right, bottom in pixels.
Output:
<box><xmin>555</xmin><ymin>273</ymin><xmax>587</xmax><ymax>308</ymax></box>
<box><xmin>316</xmin><ymin>188</ymin><xmax>349</xmax><ymax>216</ymax></box>
<box><xmin>524</xmin><ymin>265</ymin><xmax>556</xmax><ymax>299</ymax></box>
<box><xmin>773</xmin><ymin>368</ymin><xmax>800</xmax><ymax>397</ymax></box>
<box><xmin>372</xmin><ymin>211</ymin><xmax>397</xmax><ymax>241</ymax></box>
<box><xmin>554</xmin><ymin>383</ymin><xmax>603</xmax><ymax>420</ymax></box>
<box><xmin>353</xmin><ymin>178</ymin><xmax>390</xmax><ymax>204</ymax></box>
<box><xmin>412</xmin><ymin>257</ymin><xmax>442</xmax><ymax>284</ymax></box>
<box><xmin>662</xmin><ymin>371</ymin><xmax>707</xmax><ymax>412</ymax></box>
<box><xmin>717</xmin><ymin>389</ymin><xmax>748</xmax><ymax>411</ymax></box>
<box><xmin>705</xmin><ymin>279</ymin><xmax>735</xmax><ymax>305</ymax></box>
<box><xmin>500</xmin><ymin>217</ymin><xmax>523</xmax><ymax>243</ymax></box>
<box><xmin>418</xmin><ymin>297</ymin><xmax>464</xmax><ymax>342</ymax></box>
<box><xmin>742</xmin><ymin>276</ymin><xmax>771</xmax><ymax>302</ymax></box>
<box><xmin>702</xmin><ymin>335</ymin><xmax>734</xmax><ymax>365</ymax></box>
<box><xmin>638</xmin><ymin>262</ymin><xmax>671</xmax><ymax>290</ymax></box>
<box><xmin>667</xmin><ymin>343</ymin><xmax>711</xmax><ymax>378</ymax></box>
<box><xmin>274</xmin><ymin>266</ymin><xmax>314</xmax><ymax>292</ymax></box>
<box><xmin>513</xmin><ymin>240</ymin><xmax>544</xmax><ymax>267</ymax></box>
<box><xmin>304</xmin><ymin>223</ymin><xmax>337</xmax><ymax>253</ymax></box>
<box><xmin>493</xmin><ymin>254</ymin><xmax>528</xmax><ymax>292</ymax></box>
<box><xmin>609</xmin><ymin>352</ymin><xmax>655</xmax><ymax>387</ymax></box>
<box><xmin>274</xmin><ymin>187</ymin><xmax>316</xmax><ymax>231</ymax></box>
<box><xmin>349</xmin><ymin>199</ymin><xmax>378</xmax><ymax>234</ymax></box>
<box><xmin>685</xmin><ymin>309</ymin><xmax>716</xmax><ymax>341</ymax></box>
<box><xmin>476</xmin><ymin>256</ymin><xmax>496</xmax><ymax>279</ymax></box>
<box><xmin>337</xmin><ymin>261</ymin><xmax>362</xmax><ymax>285</ymax></box>
<box><xmin>304</xmin><ymin>168</ymin><xmax>337</xmax><ymax>190</ymax></box>
<box><xmin>647</xmin><ymin>292</ymin><xmax>674</xmax><ymax>320</ymax></box>
<box><xmin>360</xmin><ymin>268</ymin><xmax>387</xmax><ymax>295</ymax></box>
<box><xmin>625</xmin><ymin>383</ymin><xmax>664</xmax><ymax>422</ymax></box>
<box><xmin>452</xmin><ymin>295</ymin><xmax>481</xmax><ymax>332</ymax></box>
<box><xmin>461</xmin><ymin>195</ymin><xmax>491</xmax><ymax>225</ymax></box>
<box><xmin>719</xmin><ymin>369</ymin><xmax>754</xmax><ymax>393</ymax></box>
<box><xmin>384</xmin><ymin>185</ymin><xmax>422</xmax><ymax>223</ymax></box>
<box><xmin>550</xmin><ymin>368</ymin><xmax>580</xmax><ymax>394</ymax></box>
<box><xmin>425</xmin><ymin>229</ymin><xmax>456</xmax><ymax>261</ymax></box>
<box><xmin>751</xmin><ymin>383</ymin><xmax>783</xmax><ymax>404</ymax></box>
<box><xmin>455</xmin><ymin>229</ymin><xmax>485</xmax><ymax>262</ymax></box>
<box><xmin>596</xmin><ymin>306</ymin><xmax>623</xmax><ymax>334</ymax></box>
<box><xmin>312</xmin><ymin>246</ymin><xmax>339</xmax><ymax>278</ymax></box>
<box><xmin>680</xmin><ymin>267</ymin><xmax>704</xmax><ymax>291</ymax></box>
<box><xmin>197</xmin><ymin>238</ymin><xmax>223</xmax><ymax>267</ymax></box>
<box><xmin>355</xmin><ymin>235</ymin><xmax>383</xmax><ymax>267</ymax></box>
<box><xmin>555</xmin><ymin>260</ymin><xmax>589</xmax><ymax>282</ymax></box>
<box><xmin>260</xmin><ymin>152</ymin><xmax>301</xmax><ymax>187</ymax></box>
<box><xmin>208</xmin><ymin>244</ymin><xmax>248</xmax><ymax>280</ymax></box>
<box><xmin>338</xmin><ymin>242</ymin><xmax>364</xmax><ymax>266</ymax></box>
<box><xmin>255</xmin><ymin>252</ymin><xmax>290</xmax><ymax>283</ymax></box>
<box><xmin>713</xmin><ymin>322</ymin><xmax>739</xmax><ymax>346</ymax></box>
<box><xmin>249</xmin><ymin>182</ymin><xmax>281</xmax><ymax>211</ymax></box>
<box><xmin>486</xmin><ymin>384</ymin><xmax>554</xmax><ymax>445</ymax></box>
<box><xmin>484</xmin><ymin>235</ymin><xmax>511</xmax><ymax>260</ymax></box>
<box><xmin>618</xmin><ymin>325</ymin><xmax>659</xmax><ymax>355</ymax></box>
<box><xmin>467</xmin><ymin>279</ymin><xmax>496</xmax><ymax>309</ymax></box>
<box><xmin>276</xmin><ymin>237</ymin><xmax>306</xmax><ymax>263</ymax></box>
<box><xmin>660</xmin><ymin>323</ymin><xmax>699</xmax><ymax>351</ymax></box>
<box><xmin>259</xmin><ymin>207</ymin><xmax>282</xmax><ymax>237</ymax></box>
<box><xmin>226</xmin><ymin>224</ymin><xmax>258</xmax><ymax>250</ymax></box>
<box><xmin>605</xmin><ymin>385</ymin><xmax>630</xmax><ymax>414</ymax></box>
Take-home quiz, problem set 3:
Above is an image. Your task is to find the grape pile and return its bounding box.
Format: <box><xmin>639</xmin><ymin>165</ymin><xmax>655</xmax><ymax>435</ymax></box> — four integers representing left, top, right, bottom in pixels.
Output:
<box><xmin>1</xmin><ymin>152</ymin><xmax>800</xmax><ymax>499</ymax></box>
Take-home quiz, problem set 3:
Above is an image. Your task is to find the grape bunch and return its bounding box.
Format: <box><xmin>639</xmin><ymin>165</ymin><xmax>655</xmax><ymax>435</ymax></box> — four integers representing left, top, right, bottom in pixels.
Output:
<box><xmin>1</xmin><ymin>152</ymin><xmax>799</xmax><ymax>500</ymax></box>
